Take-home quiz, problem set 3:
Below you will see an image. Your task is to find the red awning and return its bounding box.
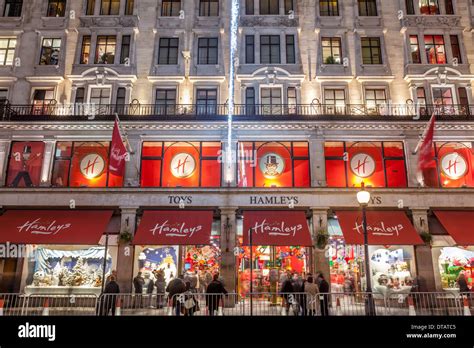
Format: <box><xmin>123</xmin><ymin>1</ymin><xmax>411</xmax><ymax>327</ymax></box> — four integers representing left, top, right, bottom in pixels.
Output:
<box><xmin>0</xmin><ymin>210</ymin><xmax>113</xmax><ymax>245</ymax></box>
<box><xmin>433</xmin><ymin>211</ymin><xmax>474</xmax><ymax>245</ymax></box>
<box><xmin>334</xmin><ymin>211</ymin><xmax>423</xmax><ymax>245</ymax></box>
<box><xmin>134</xmin><ymin>210</ymin><xmax>213</xmax><ymax>245</ymax></box>
<box><xmin>243</xmin><ymin>211</ymin><xmax>313</xmax><ymax>246</ymax></box>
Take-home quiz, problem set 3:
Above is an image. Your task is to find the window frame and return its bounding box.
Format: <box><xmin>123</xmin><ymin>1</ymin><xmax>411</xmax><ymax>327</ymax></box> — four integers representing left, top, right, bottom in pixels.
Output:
<box><xmin>259</xmin><ymin>0</ymin><xmax>280</xmax><ymax>15</ymax></box>
<box><xmin>158</xmin><ymin>37</ymin><xmax>179</xmax><ymax>65</ymax></box>
<box><xmin>39</xmin><ymin>38</ymin><xmax>62</xmax><ymax>66</ymax></box>
<box><xmin>410</xmin><ymin>35</ymin><xmax>421</xmax><ymax>64</ymax></box>
<box><xmin>94</xmin><ymin>35</ymin><xmax>117</xmax><ymax>64</ymax></box>
<box><xmin>161</xmin><ymin>0</ymin><xmax>181</xmax><ymax>16</ymax></box>
<box><xmin>199</xmin><ymin>0</ymin><xmax>219</xmax><ymax>16</ymax></box>
<box><xmin>321</xmin><ymin>37</ymin><xmax>342</xmax><ymax>64</ymax></box>
<box><xmin>197</xmin><ymin>37</ymin><xmax>218</xmax><ymax>65</ymax></box>
<box><xmin>358</xmin><ymin>0</ymin><xmax>377</xmax><ymax>16</ymax></box>
<box><xmin>154</xmin><ymin>88</ymin><xmax>177</xmax><ymax>115</ymax></box>
<box><xmin>3</xmin><ymin>0</ymin><xmax>23</xmax><ymax>17</ymax></box>
<box><xmin>319</xmin><ymin>0</ymin><xmax>339</xmax><ymax>16</ymax></box>
<box><xmin>285</xmin><ymin>34</ymin><xmax>296</xmax><ymax>64</ymax></box>
<box><xmin>245</xmin><ymin>35</ymin><xmax>255</xmax><ymax>64</ymax></box>
<box><xmin>100</xmin><ymin>0</ymin><xmax>120</xmax><ymax>15</ymax></box>
<box><xmin>260</xmin><ymin>34</ymin><xmax>281</xmax><ymax>64</ymax></box>
<box><xmin>361</xmin><ymin>37</ymin><xmax>382</xmax><ymax>65</ymax></box>
<box><xmin>0</xmin><ymin>37</ymin><xmax>17</xmax><ymax>66</ymax></box>
<box><xmin>47</xmin><ymin>0</ymin><xmax>66</xmax><ymax>17</ymax></box>
<box><xmin>424</xmin><ymin>34</ymin><xmax>446</xmax><ymax>65</ymax></box>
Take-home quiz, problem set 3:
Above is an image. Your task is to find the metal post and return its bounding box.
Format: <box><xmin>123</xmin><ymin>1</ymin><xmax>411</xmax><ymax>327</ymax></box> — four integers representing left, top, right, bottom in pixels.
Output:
<box><xmin>362</xmin><ymin>207</ymin><xmax>376</xmax><ymax>316</ymax></box>
<box><xmin>100</xmin><ymin>231</ymin><xmax>109</xmax><ymax>294</ymax></box>
<box><xmin>249</xmin><ymin>228</ymin><xmax>253</xmax><ymax>316</ymax></box>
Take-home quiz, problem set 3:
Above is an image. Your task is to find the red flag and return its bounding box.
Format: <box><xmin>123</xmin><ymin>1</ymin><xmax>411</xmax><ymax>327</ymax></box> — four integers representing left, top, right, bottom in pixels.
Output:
<box><xmin>417</xmin><ymin>113</ymin><xmax>436</xmax><ymax>171</ymax></box>
<box><xmin>109</xmin><ymin>118</ymin><xmax>128</xmax><ymax>176</ymax></box>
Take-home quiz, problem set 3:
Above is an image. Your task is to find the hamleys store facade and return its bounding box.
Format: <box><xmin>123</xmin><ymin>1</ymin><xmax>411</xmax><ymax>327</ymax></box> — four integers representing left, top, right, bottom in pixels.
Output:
<box><xmin>0</xmin><ymin>120</ymin><xmax>473</xmax><ymax>295</ymax></box>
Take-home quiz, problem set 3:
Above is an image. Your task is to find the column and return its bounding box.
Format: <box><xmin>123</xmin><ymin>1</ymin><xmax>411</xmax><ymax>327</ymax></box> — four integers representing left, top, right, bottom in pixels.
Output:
<box><xmin>309</xmin><ymin>135</ymin><xmax>326</xmax><ymax>187</ymax></box>
<box><xmin>116</xmin><ymin>206</ymin><xmax>139</xmax><ymax>293</ymax></box>
<box><xmin>40</xmin><ymin>140</ymin><xmax>55</xmax><ymax>187</ymax></box>
<box><xmin>280</xmin><ymin>30</ymin><xmax>287</xmax><ymax>64</ymax></box>
<box><xmin>123</xmin><ymin>135</ymin><xmax>141</xmax><ymax>187</ymax></box>
<box><xmin>219</xmin><ymin>208</ymin><xmax>238</xmax><ymax>298</ymax></box>
<box><xmin>0</xmin><ymin>141</ymin><xmax>10</xmax><ymax>186</ymax></box>
<box><xmin>411</xmin><ymin>208</ymin><xmax>437</xmax><ymax>292</ymax></box>
<box><xmin>311</xmin><ymin>208</ymin><xmax>330</xmax><ymax>284</ymax></box>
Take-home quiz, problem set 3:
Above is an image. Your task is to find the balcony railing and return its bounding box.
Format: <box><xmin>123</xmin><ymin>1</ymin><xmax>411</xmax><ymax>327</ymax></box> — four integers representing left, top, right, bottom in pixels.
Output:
<box><xmin>1</xmin><ymin>102</ymin><xmax>473</xmax><ymax>121</ymax></box>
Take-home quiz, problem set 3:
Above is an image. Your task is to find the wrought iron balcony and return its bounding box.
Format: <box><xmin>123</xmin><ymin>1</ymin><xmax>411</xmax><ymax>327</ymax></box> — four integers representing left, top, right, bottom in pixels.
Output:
<box><xmin>1</xmin><ymin>102</ymin><xmax>473</xmax><ymax>122</ymax></box>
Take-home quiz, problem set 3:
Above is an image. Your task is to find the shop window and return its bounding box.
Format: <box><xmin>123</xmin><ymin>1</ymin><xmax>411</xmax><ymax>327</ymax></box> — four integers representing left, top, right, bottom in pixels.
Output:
<box><xmin>120</xmin><ymin>35</ymin><xmax>131</xmax><ymax>64</ymax></box>
<box><xmin>0</xmin><ymin>38</ymin><xmax>16</xmax><ymax>66</ymax></box>
<box><xmin>260</xmin><ymin>0</ymin><xmax>279</xmax><ymax>15</ymax></box>
<box><xmin>260</xmin><ymin>35</ymin><xmax>280</xmax><ymax>64</ymax></box>
<box><xmin>322</xmin><ymin>37</ymin><xmax>342</xmax><ymax>64</ymax></box>
<box><xmin>237</xmin><ymin>141</ymin><xmax>310</xmax><ymax>188</ymax></box>
<box><xmin>285</xmin><ymin>35</ymin><xmax>296</xmax><ymax>64</ymax></box>
<box><xmin>3</xmin><ymin>0</ymin><xmax>22</xmax><ymax>17</ymax></box>
<box><xmin>51</xmin><ymin>141</ymin><xmax>123</xmax><ymax>187</ymax></box>
<box><xmin>158</xmin><ymin>38</ymin><xmax>179</xmax><ymax>65</ymax></box>
<box><xmin>199</xmin><ymin>0</ymin><xmax>219</xmax><ymax>16</ymax></box>
<box><xmin>245</xmin><ymin>0</ymin><xmax>254</xmax><ymax>14</ymax></box>
<box><xmin>100</xmin><ymin>0</ymin><xmax>120</xmax><ymax>15</ymax></box>
<box><xmin>361</xmin><ymin>37</ymin><xmax>382</xmax><ymax>64</ymax></box>
<box><xmin>80</xmin><ymin>36</ymin><xmax>91</xmax><ymax>64</ymax></box>
<box><xmin>6</xmin><ymin>141</ymin><xmax>45</xmax><ymax>187</ymax></box>
<box><xmin>161</xmin><ymin>0</ymin><xmax>181</xmax><ymax>16</ymax></box>
<box><xmin>95</xmin><ymin>35</ymin><xmax>116</xmax><ymax>64</ymax></box>
<box><xmin>198</xmin><ymin>37</ymin><xmax>218</xmax><ymax>65</ymax></box>
<box><xmin>245</xmin><ymin>35</ymin><xmax>255</xmax><ymax>64</ymax></box>
<box><xmin>358</xmin><ymin>0</ymin><xmax>377</xmax><ymax>16</ymax></box>
<box><xmin>125</xmin><ymin>0</ymin><xmax>134</xmax><ymax>15</ymax></box>
<box><xmin>196</xmin><ymin>88</ymin><xmax>217</xmax><ymax>115</ymax></box>
<box><xmin>450</xmin><ymin>35</ymin><xmax>462</xmax><ymax>64</ymax></box>
<box><xmin>419</xmin><ymin>0</ymin><xmax>439</xmax><ymax>14</ymax></box>
<box><xmin>324</xmin><ymin>88</ymin><xmax>345</xmax><ymax>114</ymax></box>
<box><xmin>410</xmin><ymin>35</ymin><xmax>421</xmax><ymax>64</ymax></box>
<box><xmin>47</xmin><ymin>0</ymin><xmax>66</xmax><ymax>17</ymax></box>
<box><xmin>155</xmin><ymin>89</ymin><xmax>177</xmax><ymax>115</ymax></box>
<box><xmin>261</xmin><ymin>87</ymin><xmax>281</xmax><ymax>115</ymax></box>
<box><xmin>424</xmin><ymin>35</ymin><xmax>446</xmax><ymax>64</ymax></box>
<box><xmin>437</xmin><ymin>247</ymin><xmax>473</xmax><ymax>290</ymax></box>
<box><xmin>39</xmin><ymin>38</ymin><xmax>61</xmax><ymax>65</ymax></box>
<box><xmin>86</xmin><ymin>0</ymin><xmax>95</xmax><ymax>15</ymax></box>
<box><xmin>324</xmin><ymin>141</ymin><xmax>408</xmax><ymax>188</ymax></box>
<box><xmin>319</xmin><ymin>0</ymin><xmax>338</xmax><ymax>16</ymax></box>
<box><xmin>140</xmin><ymin>141</ymin><xmax>222</xmax><ymax>187</ymax></box>
<box><xmin>32</xmin><ymin>89</ymin><xmax>55</xmax><ymax>115</ymax></box>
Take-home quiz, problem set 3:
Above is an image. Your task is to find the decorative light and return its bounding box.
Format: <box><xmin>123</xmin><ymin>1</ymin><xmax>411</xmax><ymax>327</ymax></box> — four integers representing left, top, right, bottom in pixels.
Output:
<box><xmin>356</xmin><ymin>182</ymin><xmax>371</xmax><ymax>206</ymax></box>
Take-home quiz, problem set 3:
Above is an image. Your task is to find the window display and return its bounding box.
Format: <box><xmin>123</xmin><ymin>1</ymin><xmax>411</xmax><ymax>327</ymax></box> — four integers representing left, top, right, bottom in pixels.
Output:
<box><xmin>51</xmin><ymin>142</ymin><xmax>123</xmax><ymax>187</ymax></box>
<box><xmin>325</xmin><ymin>141</ymin><xmax>407</xmax><ymax>187</ymax></box>
<box><xmin>6</xmin><ymin>141</ymin><xmax>45</xmax><ymax>187</ymax></box>
<box><xmin>438</xmin><ymin>247</ymin><xmax>474</xmax><ymax>290</ymax></box>
<box><xmin>238</xmin><ymin>141</ymin><xmax>310</xmax><ymax>187</ymax></box>
<box><xmin>140</xmin><ymin>141</ymin><xmax>221</xmax><ymax>187</ymax></box>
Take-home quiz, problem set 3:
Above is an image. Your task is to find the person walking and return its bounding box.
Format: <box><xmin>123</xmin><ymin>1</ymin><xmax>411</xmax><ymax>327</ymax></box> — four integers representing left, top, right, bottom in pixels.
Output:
<box><xmin>206</xmin><ymin>273</ymin><xmax>227</xmax><ymax>316</ymax></box>
<box><xmin>317</xmin><ymin>273</ymin><xmax>330</xmax><ymax>316</ymax></box>
<box><xmin>102</xmin><ymin>275</ymin><xmax>120</xmax><ymax>316</ymax></box>
<box><xmin>133</xmin><ymin>272</ymin><xmax>145</xmax><ymax>308</ymax></box>
<box><xmin>280</xmin><ymin>272</ymin><xmax>294</xmax><ymax>314</ymax></box>
<box><xmin>155</xmin><ymin>270</ymin><xmax>166</xmax><ymax>309</ymax></box>
<box><xmin>292</xmin><ymin>274</ymin><xmax>305</xmax><ymax>316</ymax></box>
<box><xmin>304</xmin><ymin>276</ymin><xmax>319</xmax><ymax>316</ymax></box>
<box><xmin>166</xmin><ymin>274</ymin><xmax>186</xmax><ymax>316</ymax></box>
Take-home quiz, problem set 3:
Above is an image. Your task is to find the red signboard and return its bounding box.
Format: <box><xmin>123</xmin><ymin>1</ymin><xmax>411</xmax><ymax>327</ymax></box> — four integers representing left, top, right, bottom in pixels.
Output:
<box><xmin>0</xmin><ymin>210</ymin><xmax>113</xmax><ymax>245</ymax></box>
<box><xmin>134</xmin><ymin>210</ymin><xmax>214</xmax><ymax>245</ymax></box>
<box><xmin>335</xmin><ymin>211</ymin><xmax>423</xmax><ymax>245</ymax></box>
<box><xmin>434</xmin><ymin>211</ymin><xmax>474</xmax><ymax>245</ymax></box>
<box><xmin>242</xmin><ymin>211</ymin><xmax>313</xmax><ymax>246</ymax></box>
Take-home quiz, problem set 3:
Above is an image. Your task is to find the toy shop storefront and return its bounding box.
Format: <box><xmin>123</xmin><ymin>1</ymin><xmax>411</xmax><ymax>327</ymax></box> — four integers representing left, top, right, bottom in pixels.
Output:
<box><xmin>235</xmin><ymin>210</ymin><xmax>313</xmax><ymax>297</ymax></box>
<box><xmin>132</xmin><ymin>210</ymin><xmax>221</xmax><ymax>291</ymax></box>
<box><xmin>0</xmin><ymin>210</ymin><xmax>118</xmax><ymax>294</ymax></box>
<box><xmin>327</xmin><ymin>210</ymin><xmax>424</xmax><ymax>295</ymax></box>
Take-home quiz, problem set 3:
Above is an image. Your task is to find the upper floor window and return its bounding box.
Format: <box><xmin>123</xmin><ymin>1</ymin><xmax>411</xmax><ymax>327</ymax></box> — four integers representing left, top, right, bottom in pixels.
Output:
<box><xmin>39</xmin><ymin>38</ymin><xmax>61</xmax><ymax>65</ymax></box>
<box><xmin>80</xmin><ymin>36</ymin><xmax>91</xmax><ymax>64</ymax></box>
<box><xmin>95</xmin><ymin>35</ymin><xmax>116</xmax><ymax>64</ymax></box>
<box><xmin>158</xmin><ymin>38</ymin><xmax>179</xmax><ymax>65</ymax></box>
<box><xmin>6</xmin><ymin>142</ymin><xmax>45</xmax><ymax>188</ymax></box>
<box><xmin>361</xmin><ymin>37</ymin><xmax>382</xmax><ymax>64</ymax></box>
<box><xmin>100</xmin><ymin>0</ymin><xmax>120</xmax><ymax>15</ymax></box>
<box><xmin>32</xmin><ymin>89</ymin><xmax>55</xmax><ymax>114</ymax></box>
<box><xmin>285</xmin><ymin>35</ymin><xmax>296</xmax><ymax>64</ymax></box>
<box><xmin>3</xmin><ymin>0</ymin><xmax>22</xmax><ymax>17</ymax></box>
<box><xmin>155</xmin><ymin>89</ymin><xmax>177</xmax><ymax>115</ymax></box>
<box><xmin>322</xmin><ymin>37</ymin><xmax>341</xmax><ymax>64</ymax></box>
<box><xmin>424</xmin><ymin>35</ymin><xmax>446</xmax><ymax>64</ymax></box>
<box><xmin>125</xmin><ymin>0</ymin><xmax>134</xmax><ymax>15</ymax></box>
<box><xmin>199</xmin><ymin>0</ymin><xmax>218</xmax><ymax>16</ymax></box>
<box><xmin>120</xmin><ymin>35</ymin><xmax>131</xmax><ymax>64</ymax></box>
<box><xmin>245</xmin><ymin>0</ymin><xmax>254</xmax><ymax>15</ymax></box>
<box><xmin>86</xmin><ymin>0</ymin><xmax>95</xmax><ymax>15</ymax></box>
<box><xmin>445</xmin><ymin>0</ymin><xmax>454</xmax><ymax>14</ymax></box>
<box><xmin>161</xmin><ymin>0</ymin><xmax>181</xmax><ymax>16</ymax></box>
<box><xmin>365</xmin><ymin>88</ymin><xmax>387</xmax><ymax>113</ymax></box>
<box><xmin>260</xmin><ymin>0</ymin><xmax>279</xmax><ymax>15</ymax></box>
<box><xmin>245</xmin><ymin>35</ymin><xmax>255</xmax><ymax>64</ymax></box>
<box><xmin>284</xmin><ymin>0</ymin><xmax>294</xmax><ymax>14</ymax></box>
<box><xmin>0</xmin><ymin>89</ymin><xmax>7</xmax><ymax>103</ymax></box>
<box><xmin>406</xmin><ymin>0</ymin><xmax>415</xmax><ymax>14</ymax></box>
<box><xmin>450</xmin><ymin>35</ymin><xmax>462</xmax><ymax>64</ymax></box>
<box><xmin>419</xmin><ymin>0</ymin><xmax>439</xmax><ymax>15</ymax></box>
<box><xmin>198</xmin><ymin>38</ymin><xmax>218</xmax><ymax>65</ymax></box>
<box><xmin>196</xmin><ymin>88</ymin><xmax>218</xmax><ymax>114</ymax></box>
<box><xmin>260</xmin><ymin>35</ymin><xmax>280</xmax><ymax>64</ymax></box>
<box><xmin>324</xmin><ymin>88</ymin><xmax>346</xmax><ymax>114</ymax></box>
<box><xmin>0</xmin><ymin>38</ymin><xmax>17</xmax><ymax>66</ymax></box>
<box><xmin>358</xmin><ymin>0</ymin><xmax>377</xmax><ymax>16</ymax></box>
<box><xmin>410</xmin><ymin>35</ymin><xmax>421</xmax><ymax>63</ymax></box>
<box><xmin>47</xmin><ymin>0</ymin><xmax>66</xmax><ymax>17</ymax></box>
<box><xmin>319</xmin><ymin>0</ymin><xmax>338</xmax><ymax>16</ymax></box>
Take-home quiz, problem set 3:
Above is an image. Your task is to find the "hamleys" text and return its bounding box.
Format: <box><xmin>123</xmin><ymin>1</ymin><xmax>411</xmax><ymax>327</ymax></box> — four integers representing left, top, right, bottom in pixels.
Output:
<box><xmin>17</xmin><ymin>219</ymin><xmax>72</xmax><ymax>235</ymax></box>
<box><xmin>353</xmin><ymin>221</ymin><xmax>404</xmax><ymax>236</ymax></box>
<box><xmin>150</xmin><ymin>221</ymin><xmax>202</xmax><ymax>238</ymax></box>
<box><xmin>252</xmin><ymin>220</ymin><xmax>303</xmax><ymax>237</ymax></box>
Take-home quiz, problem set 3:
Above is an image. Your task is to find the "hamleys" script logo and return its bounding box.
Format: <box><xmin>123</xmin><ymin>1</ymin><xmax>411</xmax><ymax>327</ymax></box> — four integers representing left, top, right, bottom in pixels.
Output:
<box><xmin>252</xmin><ymin>219</ymin><xmax>303</xmax><ymax>237</ymax></box>
<box><xmin>17</xmin><ymin>218</ymin><xmax>72</xmax><ymax>235</ymax></box>
<box><xmin>353</xmin><ymin>221</ymin><xmax>404</xmax><ymax>237</ymax></box>
<box><xmin>150</xmin><ymin>220</ymin><xmax>202</xmax><ymax>238</ymax></box>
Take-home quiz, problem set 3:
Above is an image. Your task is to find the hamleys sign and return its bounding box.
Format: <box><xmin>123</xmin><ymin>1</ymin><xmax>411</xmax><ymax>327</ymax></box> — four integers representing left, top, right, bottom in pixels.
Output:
<box><xmin>170</xmin><ymin>153</ymin><xmax>196</xmax><ymax>178</ymax></box>
<box><xmin>251</xmin><ymin>219</ymin><xmax>303</xmax><ymax>237</ymax></box>
<box><xmin>150</xmin><ymin>221</ymin><xmax>202</xmax><ymax>238</ymax></box>
<box><xmin>80</xmin><ymin>153</ymin><xmax>105</xmax><ymax>179</ymax></box>
<box><xmin>350</xmin><ymin>153</ymin><xmax>376</xmax><ymax>178</ymax></box>
<box><xmin>17</xmin><ymin>218</ymin><xmax>72</xmax><ymax>236</ymax></box>
<box><xmin>440</xmin><ymin>153</ymin><xmax>468</xmax><ymax>180</ymax></box>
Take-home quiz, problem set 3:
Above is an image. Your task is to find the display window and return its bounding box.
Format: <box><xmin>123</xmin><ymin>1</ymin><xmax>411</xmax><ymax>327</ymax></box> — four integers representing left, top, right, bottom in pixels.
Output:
<box><xmin>237</xmin><ymin>141</ymin><xmax>310</xmax><ymax>188</ymax></box>
<box><xmin>6</xmin><ymin>141</ymin><xmax>45</xmax><ymax>187</ymax></box>
<box><xmin>421</xmin><ymin>142</ymin><xmax>474</xmax><ymax>188</ymax></box>
<box><xmin>140</xmin><ymin>141</ymin><xmax>222</xmax><ymax>187</ymax></box>
<box><xmin>433</xmin><ymin>246</ymin><xmax>474</xmax><ymax>291</ymax></box>
<box><xmin>51</xmin><ymin>141</ymin><xmax>123</xmax><ymax>187</ymax></box>
<box><xmin>325</xmin><ymin>141</ymin><xmax>407</xmax><ymax>188</ymax></box>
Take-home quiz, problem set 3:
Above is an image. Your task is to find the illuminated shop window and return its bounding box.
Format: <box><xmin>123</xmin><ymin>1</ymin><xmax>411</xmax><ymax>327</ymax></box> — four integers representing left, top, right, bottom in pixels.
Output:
<box><xmin>140</xmin><ymin>141</ymin><xmax>222</xmax><ymax>187</ymax></box>
<box><xmin>437</xmin><ymin>247</ymin><xmax>474</xmax><ymax>290</ymax></box>
<box><xmin>324</xmin><ymin>141</ymin><xmax>408</xmax><ymax>188</ymax></box>
<box><xmin>421</xmin><ymin>142</ymin><xmax>474</xmax><ymax>188</ymax></box>
<box><xmin>6</xmin><ymin>141</ymin><xmax>45</xmax><ymax>188</ymax></box>
<box><xmin>237</xmin><ymin>141</ymin><xmax>310</xmax><ymax>188</ymax></box>
<box><xmin>51</xmin><ymin>141</ymin><xmax>123</xmax><ymax>187</ymax></box>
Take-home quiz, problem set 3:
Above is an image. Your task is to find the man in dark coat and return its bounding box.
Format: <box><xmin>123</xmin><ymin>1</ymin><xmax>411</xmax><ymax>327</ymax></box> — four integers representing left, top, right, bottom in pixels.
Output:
<box><xmin>317</xmin><ymin>272</ymin><xmax>330</xmax><ymax>316</ymax></box>
<box><xmin>280</xmin><ymin>272</ymin><xmax>294</xmax><ymax>313</ymax></box>
<box><xmin>206</xmin><ymin>273</ymin><xmax>227</xmax><ymax>316</ymax></box>
<box><xmin>103</xmin><ymin>275</ymin><xmax>120</xmax><ymax>316</ymax></box>
<box><xmin>166</xmin><ymin>275</ymin><xmax>186</xmax><ymax>316</ymax></box>
<box><xmin>133</xmin><ymin>272</ymin><xmax>144</xmax><ymax>308</ymax></box>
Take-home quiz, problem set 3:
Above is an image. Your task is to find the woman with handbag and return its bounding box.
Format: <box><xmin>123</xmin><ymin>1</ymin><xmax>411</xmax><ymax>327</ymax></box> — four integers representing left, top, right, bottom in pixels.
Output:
<box><xmin>183</xmin><ymin>282</ymin><xmax>198</xmax><ymax>316</ymax></box>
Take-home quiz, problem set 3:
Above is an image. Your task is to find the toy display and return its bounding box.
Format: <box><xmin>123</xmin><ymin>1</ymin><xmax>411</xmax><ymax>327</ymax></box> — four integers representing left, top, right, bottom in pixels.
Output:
<box><xmin>438</xmin><ymin>247</ymin><xmax>474</xmax><ymax>289</ymax></box>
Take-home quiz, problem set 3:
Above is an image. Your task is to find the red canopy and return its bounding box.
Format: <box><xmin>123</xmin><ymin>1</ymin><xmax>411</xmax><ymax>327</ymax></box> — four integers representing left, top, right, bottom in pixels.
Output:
<box><xmin>243</xmin><ymin>211</ymin><xmax>313</xmax><ymax>246</ymax></box>
<box><xmin>335</xmin><ymin>211</ymin><xmax>423</xmax><ymax>245</ymax></box>
<box><xmin>0</xmin><ymin>210</ymin><xmax>113</xmax><ymax>245</ymax></box>
<box><xmin>134</xmin><ymin>210</ymin><xmax>213</xmax><ymax>245</ymax></box>
<box><xmin>433</xmin><ymin>211</ymin><xmax>474</xmax><ymax>245</ymax></box>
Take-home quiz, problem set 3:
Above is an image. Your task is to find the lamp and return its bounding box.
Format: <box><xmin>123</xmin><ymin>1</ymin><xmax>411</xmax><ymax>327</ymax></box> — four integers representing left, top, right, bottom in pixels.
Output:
<box><xmin>357</xmin><ymin>182</ymin><xmax>371</xmax><ymax>206</ymax></box>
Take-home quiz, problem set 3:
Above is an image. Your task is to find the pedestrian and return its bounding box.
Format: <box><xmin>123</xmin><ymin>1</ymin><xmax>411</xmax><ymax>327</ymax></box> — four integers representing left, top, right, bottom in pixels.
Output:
<box><xmin>102</xmin><ymin>275</ymin><xmax>120</xmax><ymax>316</ymax></box>
<box><xmin>280</xmin><ymin>272</ymin><xmax>294</xmax><ymax>314</ymax></box>
<box><xmin>317</xmin><ymin>272</ymin><xmax>330</xmax><ymax>316</ymax></box>
<box><xmin>458</xmin><ymin>273</ymin><xmax>470</xmax><ymax>294</ymax></box>
<box><xmin>293</xmin><ymin>274</ymin><xmax>305</xmax><ymax>316</ymax></box>
<box><xmin>166</xmin><ymin>274</ymin><xmax>186</xmax><ymax>316</ymax></box>
<box><xmin>206</xmin><ymin>273</ymin><xmax>227</xmax><ymax>316</ymax></box>
<box><xmin>133</xmin><ymin>272</ymin><xmax>145</xmax><ymax>308</ymax></box>
<box><xmin>183</xmin><ymin>282</ymin><xmax>198</xmax><ymax>316</ymax></box>
<box><xmin>155</xmin><ymin>270</ymin><xmax>166</xmax><ymax>309</ymax></box>
<box><xmin>304</xmin><ymin>276</ymin><xmax>319</xmax><ymax>316</ymax></box>
<box><xmin>105</xmin><ymin>269</ymin><xmax>117</xmax><ymax>284</ymax></box>
<box><xmin>146</xmin><ymin>273</ymin><xmax>155</xmax><ymax>308</ymax></box>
